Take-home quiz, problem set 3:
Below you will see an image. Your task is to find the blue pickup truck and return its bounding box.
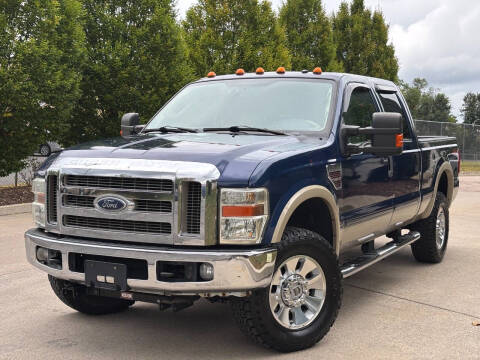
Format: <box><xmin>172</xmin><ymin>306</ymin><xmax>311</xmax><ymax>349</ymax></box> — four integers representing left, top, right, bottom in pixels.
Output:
<box><xmin>26</xmin><ymin>69</ymin><xmax>459</xmax><ymax>352</ymax></box>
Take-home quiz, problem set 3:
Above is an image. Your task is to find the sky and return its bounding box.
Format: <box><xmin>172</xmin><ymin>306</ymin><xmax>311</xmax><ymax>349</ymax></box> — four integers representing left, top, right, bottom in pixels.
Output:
<box><xmin>176</xmin><ymin>0</ymin><xmax>480</xmax><ymax>121</ymax></box>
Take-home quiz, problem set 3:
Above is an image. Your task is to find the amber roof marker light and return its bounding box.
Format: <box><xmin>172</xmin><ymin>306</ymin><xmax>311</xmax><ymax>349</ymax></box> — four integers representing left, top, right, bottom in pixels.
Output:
<box><xmin>207</xmin><ymin>71</ymin><xmax>216</xmax><ymax>78</ymax></box>
<box><xmin>236</xmin><ymin>68</ymin><xmax>245</xmax><ymax>75</ymax></box>
<box><xmin>313</xmin><ymin>67</ymin><xmax>323</xmax><ymax>75</ymax></box>
<box><xmin>256</xmin><ymin>67</ymin><xmax>265</xmax><ymax>75</ymax></box>
<box><xmin>276</xmin><ymin>66</ymin><xmax>286</xmax><ymax>74</ymax></box>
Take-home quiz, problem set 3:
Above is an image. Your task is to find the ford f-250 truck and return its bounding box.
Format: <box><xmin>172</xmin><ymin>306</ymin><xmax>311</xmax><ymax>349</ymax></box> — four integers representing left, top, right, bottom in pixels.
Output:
<box><xmin>26</xmin><ymin>68</ymin><xmax>459</xmax><ymax>352</ymax></box>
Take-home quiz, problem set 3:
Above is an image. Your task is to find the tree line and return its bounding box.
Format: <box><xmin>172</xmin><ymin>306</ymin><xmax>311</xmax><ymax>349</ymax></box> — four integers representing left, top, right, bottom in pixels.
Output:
<box><xmin>0</xmin><ymin>0</ymin><xmax>470</xmax><ymax>176</ymax></box>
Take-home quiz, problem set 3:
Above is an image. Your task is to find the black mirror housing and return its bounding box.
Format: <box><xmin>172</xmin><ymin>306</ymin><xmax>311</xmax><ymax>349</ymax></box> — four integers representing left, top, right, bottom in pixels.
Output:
<box><xmin>121</xmin><ymin>113</ymin><xmax>140</xmax><ymax>136</ymax></box>
<box><xmin>341</xmin><ymin>112</ymin><xmax>404</xmax><ymax>157</ymax></box>
<box><xmin>370</xmin><ymin>112</ymin><xmax>403</xmax><ymax>156</ymax></box>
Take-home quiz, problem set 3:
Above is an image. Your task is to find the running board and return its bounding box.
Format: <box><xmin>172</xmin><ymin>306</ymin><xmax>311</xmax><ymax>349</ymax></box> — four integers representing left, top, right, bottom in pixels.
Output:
<box><xmin>340</xmin><ymin>231</ymin><xmax>421</xmax><ymax>278</ymax></box>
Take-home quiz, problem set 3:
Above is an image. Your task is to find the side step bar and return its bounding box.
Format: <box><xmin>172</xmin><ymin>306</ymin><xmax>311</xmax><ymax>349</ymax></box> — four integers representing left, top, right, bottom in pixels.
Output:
<box><xmin>340</xmin><ymin>231</ymin><xmax>421</xmax><ymax>278</ymax></box>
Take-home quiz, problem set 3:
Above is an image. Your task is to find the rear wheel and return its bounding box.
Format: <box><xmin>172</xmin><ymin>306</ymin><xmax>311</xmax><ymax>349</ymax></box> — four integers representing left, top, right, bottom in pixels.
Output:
<box><xmin>49</xmin><ymin>275</ymin><xmax>134</xmax><ymax>315</ymax></box>
<box><xmin>410</xmin><ymin>192</ymin><xmax>449</xmax><ymax>263</ymax></box>
<box><xmin>230</xmin><ymin>227</ymin><xmax>342</xmax><ymax>352</ymax></box>
<box><xmin>39</xmin><ymin>143</ymin><xmax>51</xmax><ymax>157</ymax></box>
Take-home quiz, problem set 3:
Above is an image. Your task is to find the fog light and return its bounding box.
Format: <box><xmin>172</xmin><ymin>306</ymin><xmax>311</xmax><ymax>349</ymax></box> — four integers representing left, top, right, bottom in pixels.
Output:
<box><xmin>36</xmin><ymin>247</ymin><xmax>49</xmax><ymax>262</ymax></box>
<box><xmin>36</xmin><ymin>247</ymin><xmax>62</xmax><ymax>269</ymax></box>
<box><xmin>199</xmin><ymin>263</ymin><xmax>214</xmax><ymax>281</ymax></box>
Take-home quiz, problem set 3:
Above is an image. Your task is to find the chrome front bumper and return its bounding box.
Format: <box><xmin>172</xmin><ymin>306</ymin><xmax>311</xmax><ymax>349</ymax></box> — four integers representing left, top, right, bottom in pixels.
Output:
<box><xmin>25</xmin><ymin>228</ymin><xmax>277</xmax><ymax>296</ymax></box>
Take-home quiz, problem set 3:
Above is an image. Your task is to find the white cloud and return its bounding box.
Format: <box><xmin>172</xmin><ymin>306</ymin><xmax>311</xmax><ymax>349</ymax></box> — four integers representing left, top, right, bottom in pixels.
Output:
<box><xmin>389</xmin><ymin>0</ymin><xmax>480</xmax><ymax>118</ymax></box>
<box><xmin>176</xmin><ymin>0</ymin><xmax>480</xmax><ymax>120</ymax></box>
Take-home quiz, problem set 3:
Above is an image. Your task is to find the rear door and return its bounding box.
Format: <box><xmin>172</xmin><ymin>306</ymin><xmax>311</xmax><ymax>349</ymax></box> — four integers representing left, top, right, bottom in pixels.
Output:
<box><xmin>374</xmin><ymin>85</ymin><xmax>421</xmax><ymax>227</ymax></box>
<box><xmin>339</xmin><ymin>83</ymin><xmax>394</xmax><ymax>249</ymax></box>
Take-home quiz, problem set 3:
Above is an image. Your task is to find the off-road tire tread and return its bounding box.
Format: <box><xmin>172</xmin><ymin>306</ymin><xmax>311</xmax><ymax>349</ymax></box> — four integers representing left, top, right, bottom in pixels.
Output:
<box><xmin>49</xmin><ymin>275</ymin><xmax>133</xmax><ymax>315</ymax></box>
<box><xmin>230</xmin><ymin>227</ymin><xmax>342</xmax><ymax>352</ymax></box>
<box><xmin>410</xmin><ymin>192</ymin><xmax>448</xmax><ymax>263</ymax></box>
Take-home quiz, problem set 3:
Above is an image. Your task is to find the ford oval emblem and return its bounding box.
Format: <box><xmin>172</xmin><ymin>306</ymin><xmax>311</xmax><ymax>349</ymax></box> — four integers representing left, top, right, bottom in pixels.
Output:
<box><xmin>95</xmin><ymin>196</ymin><xmax>127</xmax><ymax>212</ymax></box>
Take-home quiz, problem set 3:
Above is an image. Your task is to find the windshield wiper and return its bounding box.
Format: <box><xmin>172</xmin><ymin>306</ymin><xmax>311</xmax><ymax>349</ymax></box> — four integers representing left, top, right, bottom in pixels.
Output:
<box><xmin>203</xmin><ymin>126</ymin><xmax>286</xmax><ymax>136</ymax></box>
<box><xmin>142</xmin><ymin>126</ymin><xmax>198</xmax><ymax>134</ymax></box>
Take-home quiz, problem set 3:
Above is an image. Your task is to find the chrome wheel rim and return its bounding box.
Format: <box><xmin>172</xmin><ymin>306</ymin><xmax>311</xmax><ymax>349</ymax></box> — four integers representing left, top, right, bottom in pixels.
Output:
<box><xmin>40</xmin><ymin>145</ymin><xmax>50</xmax><ymax>156</ymax></box>
<box><xmin>436</xmin><ymin>207</ymin><xmax>446</xmax><ymax>249</ymax></box>
<box><xmin>269</xmin><ymin>255</ymin><xmax>326</xmax><ymax>330</ymax></box>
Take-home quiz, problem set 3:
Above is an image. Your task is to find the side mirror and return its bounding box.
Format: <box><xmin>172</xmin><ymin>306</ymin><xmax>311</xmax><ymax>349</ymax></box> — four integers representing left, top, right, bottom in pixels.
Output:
<box><xmin>342</xmin><ymin>112</ymin><xmax>404</xmax><ymax>157</ymax></box>
<box><xmin>121</xmin><ymin>113</ymin><xmax>142</xmax><ymax>136</ymax></box>
<box><xmin>370</xmin><ymin>112</ymin><xmax>403</xmax><ymax>156</ymax></box>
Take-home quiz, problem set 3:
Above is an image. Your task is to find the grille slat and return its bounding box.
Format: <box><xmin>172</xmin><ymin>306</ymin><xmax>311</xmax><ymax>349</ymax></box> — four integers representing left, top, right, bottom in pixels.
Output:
<box><xmin>63</xmin><ymin>215</ymin><xmax>171</xmax><ymax>234</ymax></box>
<box><xmin>47</xmin><ymin>175</ymin><xmax>58</xmax><ymax>223</ymax></box>
<box><xmin>63</xmin><ymin>195</ymin><xmax>172</xmax><ymax>213</ymax></box>
<box><xmin>135</xmin><ymin>199</ymin><xmax>172</xmax><ymax>213</ymax></box>
<box><xmin>185</xmin><ymin>182</ymin><xmax>201</xmax><ymax>234</ymax></box>
<box><xmin>64</xmin><ymin>175</ymin><xmax>173</xmax><ymax>192</ymax></box>
<box><xmin>64</xmin><ymin>195</ymin><xmax>95</xmax><ymax>208</ymax></box>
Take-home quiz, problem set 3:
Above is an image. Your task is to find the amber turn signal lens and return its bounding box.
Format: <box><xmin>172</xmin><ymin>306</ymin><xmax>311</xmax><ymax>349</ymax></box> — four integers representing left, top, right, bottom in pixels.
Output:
<box><xmin>256</xmin><ymin>67</ymin><xmax>265</xmax><ymax>75</ymax></box>
<box><xmin>313</xmin><ymin>67</ymin><xmax>322</xmax><ymax>74</ymax></box>
<box><xmin>207</xmin><ymin>71</ymin><xmax>216</xmax><ymax>78</ymax></box>
<box><xmin>276</xmin><ymin>66</ymin><xmax>286</xmax><ymax>74</ymax></box>
<box><xmin>222</xmin><ymin>204</ymin><xmax>264</xmax><ymax>217</ymax></box>
<box><xmin>236</xmin><ymin>68</ymin><xmax>245</xmax><ymax>75</ymax></box>
<box><xmin>396</xmin><ymin>134</ymin><xmax>404</xmax><ymax>148</ymax></box>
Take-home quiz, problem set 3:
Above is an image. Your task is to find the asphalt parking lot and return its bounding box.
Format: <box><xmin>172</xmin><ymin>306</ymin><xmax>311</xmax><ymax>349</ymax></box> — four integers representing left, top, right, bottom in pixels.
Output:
<box><xmin>1</xmin><ymin>177</ymin><xmax>479</xmax><ymax>359</ymax></box>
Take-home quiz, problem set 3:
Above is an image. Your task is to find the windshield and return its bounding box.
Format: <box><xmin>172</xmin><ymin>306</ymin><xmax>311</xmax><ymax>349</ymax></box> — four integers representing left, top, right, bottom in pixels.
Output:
<box><xmin>146</xmin><ymin>78</ymin><xmax>335</xmax><ymax>132</ymax></box>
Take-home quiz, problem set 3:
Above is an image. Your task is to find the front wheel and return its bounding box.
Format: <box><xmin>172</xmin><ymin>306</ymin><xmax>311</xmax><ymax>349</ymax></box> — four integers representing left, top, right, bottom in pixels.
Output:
<box><xmin>49</xmin><ymin>275</ymin><xmax>134</xmax><ymax>315</ymax></box>
<box><xmin>230</xmin><ymin>227</ymin><xmax>342</xmax><ymax>352</ymax></box>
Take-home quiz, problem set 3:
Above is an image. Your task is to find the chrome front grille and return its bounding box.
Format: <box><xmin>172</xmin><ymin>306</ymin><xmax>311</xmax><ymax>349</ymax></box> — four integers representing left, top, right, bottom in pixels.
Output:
<box><xmin>64</xmin><ymin>175</ymin><xmax>173</xmax><ymax>192</ymax></box>
<box><xmin>44</xmin><ymin>158</ymin><xmax>219</xmax><ymax>246</ymax></box>
<box><xmin>63</xmin><ymin>215</ymin><xmax>171</xmax><ymax>234</ymax></box>
<box><xmin>186</xmin><ymin>182</ymin><xmax>201</xmax><ymax>234</ymax></box>
<box><xmin>47</xmin><ymin>175</ymin><xmax>58</xmax><ymax>224</ymax></box>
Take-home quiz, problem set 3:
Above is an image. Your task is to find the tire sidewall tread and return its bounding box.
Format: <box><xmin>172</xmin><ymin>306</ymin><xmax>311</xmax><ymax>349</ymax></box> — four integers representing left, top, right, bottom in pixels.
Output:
<box><xmin>411</xmin><ymin>192</ymin><xmax>449</xmax><ymax>263</ymax></box>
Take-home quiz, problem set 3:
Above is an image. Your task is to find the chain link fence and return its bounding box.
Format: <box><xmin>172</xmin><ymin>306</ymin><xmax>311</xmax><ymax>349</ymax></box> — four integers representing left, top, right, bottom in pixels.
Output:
<box><xmin>414</xmin><ymin>120</ymin><xmax>480</xmax><ymax>161</ymax></box>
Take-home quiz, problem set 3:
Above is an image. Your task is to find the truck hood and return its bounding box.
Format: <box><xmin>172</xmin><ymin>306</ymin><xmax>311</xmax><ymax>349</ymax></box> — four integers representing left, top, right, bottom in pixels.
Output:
<box><xmin>52</xmin><ymin>133</ymin><xmax>325</xmax><ymax>186</ymax></box>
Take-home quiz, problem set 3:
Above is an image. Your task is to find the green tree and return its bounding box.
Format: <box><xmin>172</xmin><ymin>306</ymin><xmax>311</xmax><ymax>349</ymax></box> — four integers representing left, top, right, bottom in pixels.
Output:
<box><xmin>0</xmin><ymin>0</ymin><xmax>85</xmax><ymax>176</ymax></box>
<box><xmin>332</xmin><ymin>0</ymin><xmax>398</xmax><ymax>81</ymax></box>
<box><xmin>279</xmin><ymin>0</ymin><xmax>342</xmax><ymax>72</ymax></box>
<box><xmin>65</xmin><ymin>0</ymin><xmax>192</xmax><ymax>145</ymax></box>
<box><xmin>461</xmin><ymin>92</ymin><xmax>480</xmax><ymax>124</ymax></box>
<box><xmin>183</xmin><ymin>0</ymin><xmax>291</xmax><ymax>77</ymax></box>
<box><xmin>399</xmin><ymin>78</ymin><xmax>456</xmax><ymax>123</ymax></box>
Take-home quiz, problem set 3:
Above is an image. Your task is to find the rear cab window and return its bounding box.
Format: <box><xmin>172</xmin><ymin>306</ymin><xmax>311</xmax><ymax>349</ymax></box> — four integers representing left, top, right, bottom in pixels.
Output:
<box><xmin>375</xmin><ymin>87</ymin><xmax>415</xmax><ymax>146</ymax></box>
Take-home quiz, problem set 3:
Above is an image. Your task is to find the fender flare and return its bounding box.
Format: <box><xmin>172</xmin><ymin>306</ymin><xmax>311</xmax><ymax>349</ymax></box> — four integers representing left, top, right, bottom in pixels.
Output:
<box><xmin>419</xmin><ymin>161</ymin><xmax>454</xmax><ymax>220</ymax></box>
<box><xmin>270</xmin><ymin>185</ymin><xmax>340</xmax><ymax>256</ymax></box>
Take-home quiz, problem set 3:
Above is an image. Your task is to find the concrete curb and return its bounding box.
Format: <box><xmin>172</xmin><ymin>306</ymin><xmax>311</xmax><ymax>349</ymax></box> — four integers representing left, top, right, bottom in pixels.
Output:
<box><xmin>0</xmin><ymin>203</ymin><xmax>32</xmax><ymax>216</ymax></box>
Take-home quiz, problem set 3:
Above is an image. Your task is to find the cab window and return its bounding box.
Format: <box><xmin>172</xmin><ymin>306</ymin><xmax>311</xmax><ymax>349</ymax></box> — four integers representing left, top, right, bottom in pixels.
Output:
<box><xmin>343</xmin><ymin>86</ymin><xmax>377</xmax><ymax>144</ymax></box>
<box><xmin>376</xmin><ymin>92</ymin><xmax>411</xmax><ymax>139</ymax></box>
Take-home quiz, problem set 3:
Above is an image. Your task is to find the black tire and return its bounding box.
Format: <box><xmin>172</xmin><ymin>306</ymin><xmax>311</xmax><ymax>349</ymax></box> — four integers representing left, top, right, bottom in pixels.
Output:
<box><xmin>49</xmin><ymin>275</ymin><xmax>134</xmax><ymax>315</ymax></box>
<box><xmin>410</xmin><ymin>192</ymin><xmax>449</xmax><ymax>263</ymax></box>
<box><xmin>230</xmin><ymin>227</ymin><xmax>342</xmax><ymax>353</ymax></box>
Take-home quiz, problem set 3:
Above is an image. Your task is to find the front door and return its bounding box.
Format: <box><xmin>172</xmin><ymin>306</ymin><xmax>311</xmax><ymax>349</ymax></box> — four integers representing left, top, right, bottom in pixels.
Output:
<box><xmin>339</xmin><ymin>84</ymin><xmax>394</xmax><ymax>250</ymax></box>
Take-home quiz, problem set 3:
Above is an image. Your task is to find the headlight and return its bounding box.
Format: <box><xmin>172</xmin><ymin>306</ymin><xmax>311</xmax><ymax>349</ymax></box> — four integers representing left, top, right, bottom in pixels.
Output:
<box><xmin>32</xmin><ymin>178</ymin><xmax>46</xmax><ymax>228</ymax></box>
<box><xmin>219</xmin><ymin>188</ymin><xmax>268</xmax><ymax>244</ymax></box>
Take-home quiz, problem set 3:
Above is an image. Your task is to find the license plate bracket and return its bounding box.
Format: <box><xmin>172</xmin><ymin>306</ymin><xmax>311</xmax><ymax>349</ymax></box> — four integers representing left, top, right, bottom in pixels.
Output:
<box><xmin>85</xmin><ymin>260</ymin><xmax>127</xmax><ymax>291</ymax></box>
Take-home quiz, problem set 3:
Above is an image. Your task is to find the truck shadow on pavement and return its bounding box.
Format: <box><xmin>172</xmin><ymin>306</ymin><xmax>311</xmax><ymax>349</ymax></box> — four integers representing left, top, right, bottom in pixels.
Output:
<box><xmin>49</xmin><ymin>249</ymin><xmax>424</xmax><ymax>359</ymax></box>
